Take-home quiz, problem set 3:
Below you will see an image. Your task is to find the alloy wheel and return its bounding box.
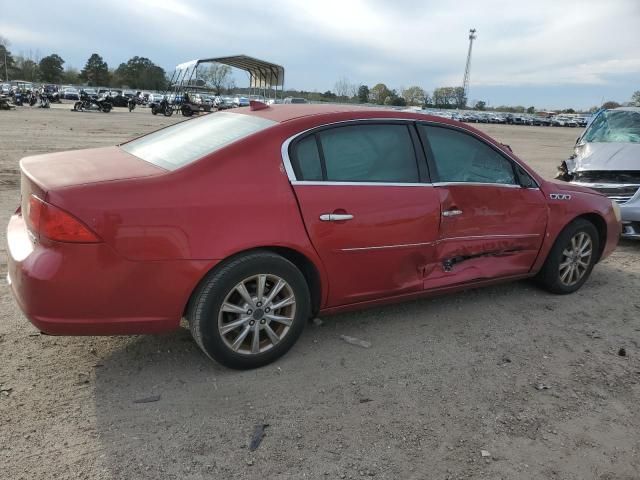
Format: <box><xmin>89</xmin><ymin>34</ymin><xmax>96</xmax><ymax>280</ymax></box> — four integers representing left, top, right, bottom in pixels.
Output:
<box><xmin>218</xmin><ymin>274</ymin><xmax>296</xmax><ymax>355</ymax></box>
<box><xmin>558</xmin><ymin>232</ymin><xmax>593</xmax><ymax>287</ymax></box>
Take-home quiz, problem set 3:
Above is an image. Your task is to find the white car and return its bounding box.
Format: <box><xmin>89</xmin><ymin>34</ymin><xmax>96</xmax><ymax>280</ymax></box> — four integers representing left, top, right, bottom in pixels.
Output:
<box><xmin>233</xmin><ymin>96</ymin><xmax>250</xmax><ymax>107</ymax></box>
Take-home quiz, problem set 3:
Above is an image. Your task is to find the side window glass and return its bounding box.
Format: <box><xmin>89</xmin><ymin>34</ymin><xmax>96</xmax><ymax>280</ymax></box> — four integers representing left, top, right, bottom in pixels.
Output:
<box><xmin>420</xmin><ymin>125</ymin><xmax>516</xmax><ymax>185</ymax></box>
<box><xmin>292</xmin><ymin>135</ymin><xmax>322</xmax><ymax>181</ymax></box>
<box><xmin>317</xmin><ymin>124</ymin><xmax>419</xmax><ymax>183</ymax></box>
<box><xmin>515</xmin><ymin>164</ymin><xmax>537</xmax><ymax>188</ymax></box>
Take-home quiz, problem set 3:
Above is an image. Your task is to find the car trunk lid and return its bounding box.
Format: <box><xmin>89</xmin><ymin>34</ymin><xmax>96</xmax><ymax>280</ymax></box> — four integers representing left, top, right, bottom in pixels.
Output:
<box><xmin>20</xmin><ymin>146</ymin><xmax>166</xmax><ymax>192</ymax></box>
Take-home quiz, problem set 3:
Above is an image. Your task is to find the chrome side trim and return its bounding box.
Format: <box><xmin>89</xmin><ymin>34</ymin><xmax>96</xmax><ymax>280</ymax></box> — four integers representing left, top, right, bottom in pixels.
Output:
<box><xmin>432</xmin><ymin>181</ymin><xmax>522</xmax><ymax>189</ymax></box>
<box><xmin>441</xmin><ymin>233</ymin><xmax>540</xmax><ymax>241</ymax></box>
<box><xmin>340</xmin><ymin>233</ymin><xmax>541</xmax><ymax>252</ymax></box>
<box><xmin>291</xmin><ymin>180</ymin><xmax>432</xmax><ymax>187</ymax></box>
<box><xmin>341</xmin><ymin>241</ymin><xmax>436</xmax><ymax>252</ymax></box>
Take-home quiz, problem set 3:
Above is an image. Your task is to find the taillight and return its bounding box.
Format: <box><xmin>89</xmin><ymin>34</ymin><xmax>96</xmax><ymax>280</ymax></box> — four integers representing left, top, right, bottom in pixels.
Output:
<box><xmin>27</xmin><ymin>195</ymin><xmax>101</xmax><ymax>243</ymax></box>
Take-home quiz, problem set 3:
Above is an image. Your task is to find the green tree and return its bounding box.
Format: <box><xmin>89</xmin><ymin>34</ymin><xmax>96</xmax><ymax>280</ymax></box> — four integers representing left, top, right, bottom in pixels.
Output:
<box><xmin>14</xmin><ymin>55</ymin><xmax>40</xmax><ymax>81</ymax></box>
<box><xmin>61</xmin><ymin>67</ymin><xmax>80</xmax><ymax>84</ymax></box>
<box><xmin>453</xmin><ymin>86</ymin><xmax>466</xmax><ymax>108</ymax></box>
<box><xmin>369</xmin><ymin>83</ymin><xmax>391</xmax><ymax>105</ymax></box>
<box><xmin>474</xmin><ymin>100</ymin><xmax>486</xmax><ymax>111</ymax></box>
<box><xmin>80</xmin><ymin>54</ymin><xmax>110</xmax><ymax>86</ymax></box>
<box><xmin>113</xmin><ymin>56</ymin><xmax>166</xmax><ymax>90</ymax></box>
<box><xmin>357</xmin><ymin>85</ymin><xmax>369</xmax><ymax>103</ymax></box>
<box><xmin>401</xmin><ymin>85</ymin><xmax>426</xmax><ymax>106</ymax></box>
<box><xmin>631</xmin><ymin>91</ymin><xmax>640</xmax><ymax>106</ymax></box>
<box><xmin>602</xmin><ymin>100</ymin><xmax>621</xmax><ymax>109</ymax></box>
<box><xmin>38</xmin><ymin>54</ymin><xmax>65</xmax><ymax>83</ymax></box>
<box><xmin>0</xmin><ymin>36</ymin><xmax>19</xmax><ymax>81</ymax></box>
<box><xmin>526</xmin><ymin>106</ymin><xmax>535</xmax><ymax>114</ymax></box>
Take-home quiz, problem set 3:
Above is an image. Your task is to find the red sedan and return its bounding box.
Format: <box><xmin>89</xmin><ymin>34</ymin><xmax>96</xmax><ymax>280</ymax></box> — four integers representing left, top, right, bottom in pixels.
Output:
<box><xmin>7</xmin><ymin>104</ymin><xmax>621</xmax><ymax>369</ymax></box>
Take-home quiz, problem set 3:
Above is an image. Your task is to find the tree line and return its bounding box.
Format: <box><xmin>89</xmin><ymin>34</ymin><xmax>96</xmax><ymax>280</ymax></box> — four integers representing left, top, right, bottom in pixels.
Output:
<box><xmin>0</xmin><ymin>36</ymin><xmax>166</xmax><ymax>90</ymax></box>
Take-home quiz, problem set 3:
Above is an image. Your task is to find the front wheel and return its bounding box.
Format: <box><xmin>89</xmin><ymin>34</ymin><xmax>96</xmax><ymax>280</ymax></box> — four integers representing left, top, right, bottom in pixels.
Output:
<box><xmin>188</xmin><ymin>251</ymin><xmax>310</xmax><ymax>369</ymax></box>
<box><xmin>535</xmin><ymin>219</ymin><xmax>599</xmax><ymax>294</ymax></box>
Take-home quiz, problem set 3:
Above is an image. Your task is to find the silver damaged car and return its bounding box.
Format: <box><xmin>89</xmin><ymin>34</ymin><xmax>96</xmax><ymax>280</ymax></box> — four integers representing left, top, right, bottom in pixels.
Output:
<box><xmin>557</xmin><ymin>107</ymin><xmax>640</xmax><ymax>239</ymax></box>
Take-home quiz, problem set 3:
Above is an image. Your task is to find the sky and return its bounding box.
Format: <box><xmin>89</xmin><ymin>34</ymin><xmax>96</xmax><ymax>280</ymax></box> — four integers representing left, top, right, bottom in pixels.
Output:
<box><xmin>1</xmin><ymin>0</ymin><xmax>639</xmax><ymax>109</ymax></box>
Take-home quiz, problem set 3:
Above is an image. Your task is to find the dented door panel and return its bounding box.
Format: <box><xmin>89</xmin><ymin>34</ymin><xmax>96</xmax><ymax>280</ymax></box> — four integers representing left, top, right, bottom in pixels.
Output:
<box><xmin>424</xmin><ymin>184</ymin><xmax>548</xmax><ymax>289</ymax></box>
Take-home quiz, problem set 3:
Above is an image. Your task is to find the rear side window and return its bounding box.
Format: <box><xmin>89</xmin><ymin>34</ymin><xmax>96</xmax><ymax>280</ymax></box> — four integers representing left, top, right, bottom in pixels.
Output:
<box><xmin>121</xmin><ymin>112</ymin><xmax>276</xmax><ymax>170</ymax></box>
<box><xmin>291</xmin><ymin>124</ymin><xmax>419</xmax><ymax>183</ymax></box>
<box><xmin>419</xmin><ymin>125</ymin><xmax>516</xmax><ymax>185</ymax></box>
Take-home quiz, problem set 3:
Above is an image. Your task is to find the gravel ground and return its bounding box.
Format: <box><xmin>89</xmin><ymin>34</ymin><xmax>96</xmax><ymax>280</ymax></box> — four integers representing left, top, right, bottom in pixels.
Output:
<box><xmin>1</xmin><ymin>105</ymin><xmax>639</xmax><ymax>480</ymax></box>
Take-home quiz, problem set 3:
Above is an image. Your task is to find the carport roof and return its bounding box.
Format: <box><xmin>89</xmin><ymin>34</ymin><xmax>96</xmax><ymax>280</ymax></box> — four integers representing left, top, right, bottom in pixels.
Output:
<box><xmin>196</xmin><ymin>55</ymin><xmax>285</xmax><ymax>89</ymax></box>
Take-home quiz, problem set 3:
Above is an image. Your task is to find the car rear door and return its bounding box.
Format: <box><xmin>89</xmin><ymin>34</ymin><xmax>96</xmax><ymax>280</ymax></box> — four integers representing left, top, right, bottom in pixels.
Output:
<box><xmin>416</xmin><ymin>123</ymin><xmax>548</xmax><ymax>289</ymax></box>
<box><xmin>285</xmin><ymin>121</ymin><xmax>441</xmax><ymax>307</ymax></box>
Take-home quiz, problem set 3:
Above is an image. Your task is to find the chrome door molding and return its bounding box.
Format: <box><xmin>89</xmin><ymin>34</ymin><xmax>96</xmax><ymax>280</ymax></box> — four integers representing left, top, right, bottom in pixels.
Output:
<box><xmin>339</xmin><ymin>233</ymin><xmax>541</xmax><ymax>252</ymax></box>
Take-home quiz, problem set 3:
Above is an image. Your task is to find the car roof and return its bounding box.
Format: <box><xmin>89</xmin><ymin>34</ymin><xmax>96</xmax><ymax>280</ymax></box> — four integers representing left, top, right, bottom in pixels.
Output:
<box><xmin>233</xmin><ymin>104</ymin><xmax>426</xmax><ymax>123</ymax></box>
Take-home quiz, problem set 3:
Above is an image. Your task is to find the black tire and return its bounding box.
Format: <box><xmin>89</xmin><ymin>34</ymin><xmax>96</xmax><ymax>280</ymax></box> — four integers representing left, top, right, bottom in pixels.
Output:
<box><xmin>163</xmin><ymin>105</ymin><xmax>173</xmax><ymax>117</ymax></box>
<box><xmin>181</xmin><ymin>105</ymin><xmax>193</xmax><ymax>117</ymax></box>
<box><xmin>151</xmin><ymin>106</ymin><xmax>158</xmax><ymax>115</ymax></box>
<box><xmin>102</xmin><ymin>103</ymin><xmax>112</xmax><ymax>113</ymax></box>
<box><xmin>535</xmin><ymin>219</ymin><xmax>599</xmax><ymax>294</ymax></box>
<box><xmin>188</xmin><ymin>251</ymin><xmax>311</xmax><ymax>369</ymax></box>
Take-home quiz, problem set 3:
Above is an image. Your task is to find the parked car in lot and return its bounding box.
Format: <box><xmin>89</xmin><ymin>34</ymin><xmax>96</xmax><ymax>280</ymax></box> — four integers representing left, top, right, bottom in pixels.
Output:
<box><xmin>7</xmin><ymin>105</ymin><xmax>620</xmax><ymax>368</ymax></box>
<box><xmin>232</xmin><ymin>96</ymin><xmax>250</xmax><ymax>107</ymax></box>
<box><xmin>216</xmin><ymin>96</ymin><xmax>234</xmax><ymax>109</ymax></box>
<box><xmin>283</xmin><ymin>97</ymin><xmax>308</xmax><ymax>104</ymax></box>
<box><xmin>62</xmin><ymin>88</ymin><xmax>80</xmax><ymax>100</ymax></box>
<box><xmin>532</xmin><ymin>116</ymin><xmax>552</xmax><ymax>127</ymax></box>
<box><xmin>556</xmin><ymin>107</ymin><xmax>640</xmax><ymax>238</ymax></box>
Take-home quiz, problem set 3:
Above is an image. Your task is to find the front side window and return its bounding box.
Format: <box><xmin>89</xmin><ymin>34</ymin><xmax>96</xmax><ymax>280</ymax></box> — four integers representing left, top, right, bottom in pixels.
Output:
<box><xmin>419</xmin><ymin>125</ymin><xmax>516</xmax><ymax>185</ymax></box>
<box><xmin>122</xmin><ymin>112</ymin><xmax>276</xmax><ymax>170</ymax></box>
<box><xmin>291</xmin><ymin>123</ymin><xmax>419</xmax><ymax>183</ymax></box>
<box><xmin>582</xmin><ymin>110</ymin><xmax>640</xmax><ymax>144</ymax></box>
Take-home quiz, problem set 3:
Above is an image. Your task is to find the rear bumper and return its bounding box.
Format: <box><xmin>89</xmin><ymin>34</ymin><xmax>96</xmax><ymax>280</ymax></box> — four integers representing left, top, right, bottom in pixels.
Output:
<box><xmin>6</xmin><ymin>214</ymin><xmax>216</xmax><ymax>335</ymax></box>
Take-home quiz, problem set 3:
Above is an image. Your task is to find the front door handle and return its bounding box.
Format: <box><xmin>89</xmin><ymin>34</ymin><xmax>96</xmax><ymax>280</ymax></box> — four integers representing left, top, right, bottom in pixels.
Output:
<box><xmin>442</xmin><ymin>209</ymin><xmax>463</xmax><ymax>217</ymax></box>
<box><xmin>319</xmin><ymin>213</ymin><xmax>354</xmax><ymax>222</ymax></box>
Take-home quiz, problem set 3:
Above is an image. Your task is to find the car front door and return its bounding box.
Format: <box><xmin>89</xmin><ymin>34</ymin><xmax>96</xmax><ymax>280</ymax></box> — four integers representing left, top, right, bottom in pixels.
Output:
<box><xmin>285</xmin><ymin>121</ymin><xmax>441</xmax><ymax>307</ymax></box>
<box><xmin>416</xmin><ymin>123</ymin><xmax>548</xmax><ymax>289</ymax></box>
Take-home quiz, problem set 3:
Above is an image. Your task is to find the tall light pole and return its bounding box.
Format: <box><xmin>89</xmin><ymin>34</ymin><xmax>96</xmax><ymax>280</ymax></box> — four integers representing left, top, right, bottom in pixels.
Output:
<box><xmin>462</xmin><ymin>28</ymin><xmax>477</xmax><ymax>107</ymax></box>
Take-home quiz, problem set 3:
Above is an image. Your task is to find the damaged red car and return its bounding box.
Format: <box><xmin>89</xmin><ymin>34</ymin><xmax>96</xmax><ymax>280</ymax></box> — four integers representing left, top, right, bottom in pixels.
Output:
<box><xmin>7</xmin><ymin>104</ymin><xmax>620</xmax><ymax>369</ymax></box>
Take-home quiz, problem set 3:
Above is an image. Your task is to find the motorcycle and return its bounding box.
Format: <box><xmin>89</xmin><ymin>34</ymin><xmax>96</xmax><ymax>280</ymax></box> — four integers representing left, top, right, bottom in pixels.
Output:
<box><xmin>150</xmin><ymin>98</ymin><xmax>174</xmax><ymax>116</ymax></box>
<box><xmin>73</xmin><ymin>91</ymin><xmax>112</xmax><ymax>113</ymax></box>
<box><xmin>39</xmin><ymin>92</ymin><xmax>51</xmax><ymax>108</ymax></box>
<box><xmin>127</xmin><ymin>96</ymin><xmax>138</xmax><ymax>112</ymax></box>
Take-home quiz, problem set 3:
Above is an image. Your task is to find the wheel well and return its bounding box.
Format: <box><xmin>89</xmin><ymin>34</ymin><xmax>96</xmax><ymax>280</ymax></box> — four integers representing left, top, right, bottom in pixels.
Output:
<box><xmin>575</xmin><ymin>213</ymin><xmax>607</xmax><ymax>262</ymax></box>
<box><xmin>184</xmin><ymin>246</ymin><xmax>323</xmax><ymax>318</ymax></box>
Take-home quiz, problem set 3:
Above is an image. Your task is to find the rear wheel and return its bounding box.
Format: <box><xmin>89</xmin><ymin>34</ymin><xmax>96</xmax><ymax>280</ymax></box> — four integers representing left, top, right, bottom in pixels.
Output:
<box><xmin>188</xmin><ymin>251</ymin><xmax>310</xmax><ymax>369</ymax></box>
<box><xmin>535</xmin><ymin>219</ymin><xmax>599</xmax><ymax>294</ymax></box>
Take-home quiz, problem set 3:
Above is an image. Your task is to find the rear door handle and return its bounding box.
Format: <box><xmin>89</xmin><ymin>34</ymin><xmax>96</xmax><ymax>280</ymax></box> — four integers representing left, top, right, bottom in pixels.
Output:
<box><xmin>319</xmin><ymin>213</ymin><xmax>354</xmax><ymax>222</ymax></box>
<box><xmin>442</xmin><ymin>209</ymin><xmax>463</xmax><ymax>217</ymax></box>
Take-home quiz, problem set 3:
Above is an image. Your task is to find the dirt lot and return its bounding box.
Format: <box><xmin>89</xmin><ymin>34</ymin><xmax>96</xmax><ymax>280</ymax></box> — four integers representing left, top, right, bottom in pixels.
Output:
<box><xmin>1</xmin><ymin>105</ymin><xmax>639</xmax><ymax>480</ymax></box>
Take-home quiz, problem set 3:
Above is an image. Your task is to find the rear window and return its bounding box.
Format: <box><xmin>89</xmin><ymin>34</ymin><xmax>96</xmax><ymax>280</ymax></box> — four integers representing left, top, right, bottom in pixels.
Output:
<box><xmin>121</xmin><ymin>112</ymin><xmax>276</xmax><ymax>170</ymax></box>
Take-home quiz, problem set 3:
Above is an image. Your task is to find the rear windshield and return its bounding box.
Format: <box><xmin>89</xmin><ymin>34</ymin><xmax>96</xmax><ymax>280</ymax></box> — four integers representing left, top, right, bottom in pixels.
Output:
<box><xmin>582</xmin><ymin>110</ymin><xmax>640</xmax><ymax>144</ymax></box>
<box><xmin>121</xmin><ymin>112</ymin><xmax>276</xmax><ymax>170</ymax></box>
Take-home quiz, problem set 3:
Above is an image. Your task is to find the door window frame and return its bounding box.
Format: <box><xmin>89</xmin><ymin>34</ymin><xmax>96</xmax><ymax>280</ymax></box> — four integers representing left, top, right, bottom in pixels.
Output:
<box><xmin>415</xmin><ymin>121</ymin><xmax>540</xmax><ymax>189</ymax></box>
<box><xmin>282</xmin><ymin>119</ymin><xmax>431</xmax><ymax>185</ymax></box>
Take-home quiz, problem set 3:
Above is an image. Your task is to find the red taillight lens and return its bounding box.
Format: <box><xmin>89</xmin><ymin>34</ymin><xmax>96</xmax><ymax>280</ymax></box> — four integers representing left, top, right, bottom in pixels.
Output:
<box><xmin>27</xmin><ymin>195</ymin><xmax>101</xmax><ymax>243</ymax></box>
